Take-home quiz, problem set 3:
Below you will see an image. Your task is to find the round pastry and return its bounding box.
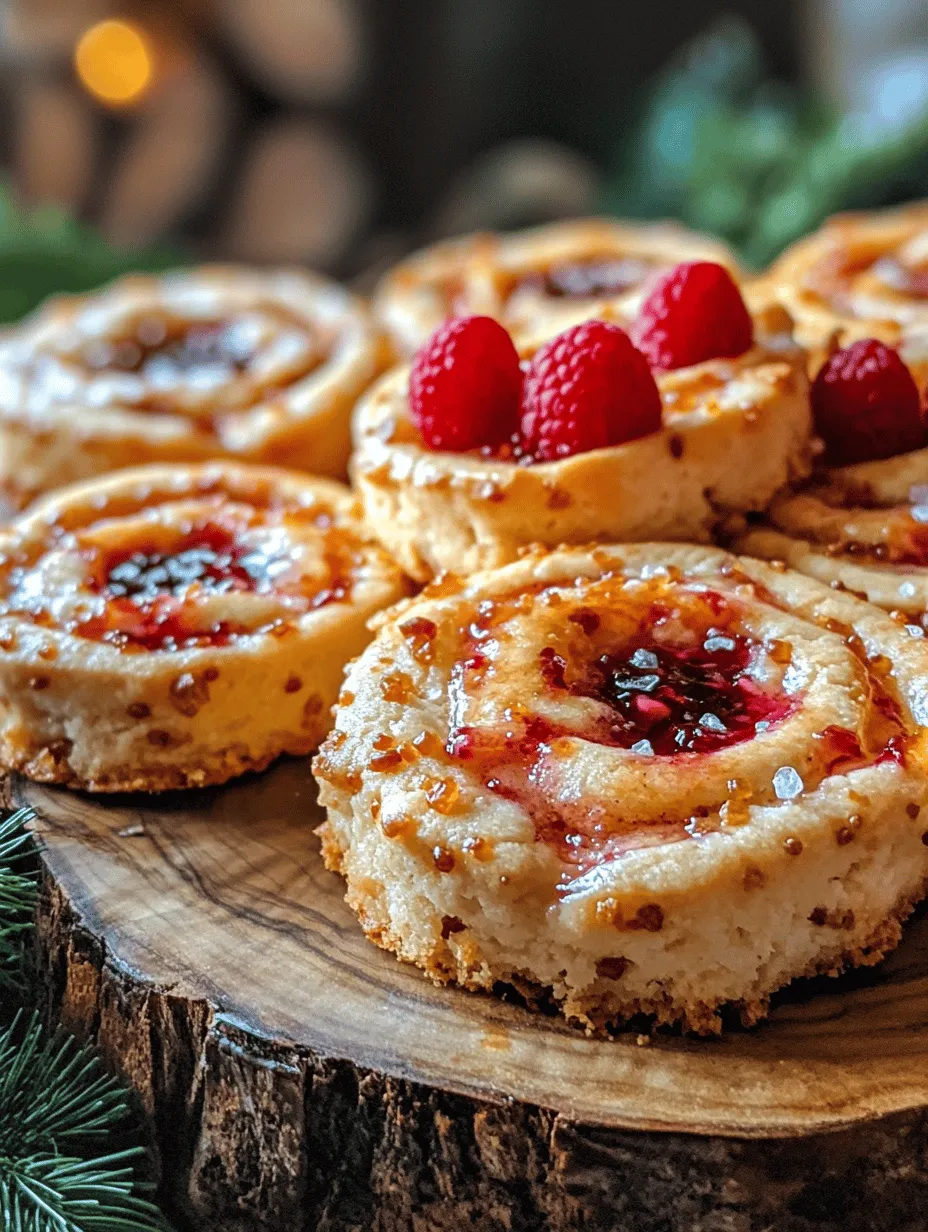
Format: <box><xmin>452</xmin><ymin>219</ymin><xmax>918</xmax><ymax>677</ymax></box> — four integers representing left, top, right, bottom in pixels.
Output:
<box><xmin>736</xmin><ymin>453</ymin><xmax>928</xmax><ymax>624</ymax></box>
<box><xmin>0</xmin><ymin>462</ymin><xmax>407</xmax><ymax>791</ymax></box>
<box><xmin>314</xmin><ymin>543</ymin><xmax>928</xmax><ymax>1034</ymax></box>
<box><xmin>763</xmin><ymin>201</ymin><xmax>928</xmax><ymax>389</ymax></box>
<box><xmin>352</xmin><ymin>300</ymin><xmax>813</xmax><ymax>581</ymax></box>
<box><xmin>374</xmin><ymin>217</ymin><xmax>741</xmax><ymax>356</ymax></box>
<box><xmin>736</xmin><ymin>335</ymin><xmax>928</xmax><ymax>623</ymax></box>
<box><xmin>0</xmin><ymin>266</ymin><xmax>389</xmax><ymax>506</ymax></box>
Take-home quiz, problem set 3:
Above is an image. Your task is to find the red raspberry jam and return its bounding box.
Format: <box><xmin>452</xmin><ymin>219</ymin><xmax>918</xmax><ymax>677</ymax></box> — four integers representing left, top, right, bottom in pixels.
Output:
<box><xmin>97</xmin><ymin>522</ymin><xmax>262</xmax><ymax>601</ymax></box>
<box><xmin>446</xmin><ymin>589</ymin><xmax>798</xmax><ymax>881</ymax></box>
<box><xmin>525</xmin><ymin>256</ymin><xmax>654</xmax><ymax>300</ymax></box>
<box><xmin>84</xmin><ymin>319</ymin><xmax>253</xmax><ymax>381</ymax></box>
<box><xmin>74</xmin><ymin>596</ymin><xmax>246</xmax><ymax>653</ymax></box>
<box><xmin>70</xmin><ymin>520</ymin><xmax>348</xmax><ymax>652</ymax></box>
<box><xmin>566</xmin><ymin>632</ymin><xmax>792</xmax><ymax>755</ymax></box>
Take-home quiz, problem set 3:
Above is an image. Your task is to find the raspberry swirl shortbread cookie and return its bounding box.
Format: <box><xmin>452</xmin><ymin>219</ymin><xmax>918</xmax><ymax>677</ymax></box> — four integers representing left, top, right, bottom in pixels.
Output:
<box><xmin>315</xmin><ymin>543</ymin><xmax>928</xmax><ymax>1033</ymax></box>
<box><xmin>0</xmin><ymin>266</ymin><xmax>388</xmax><ymax>505</ymax></box>
<box><xmin>354</xmin><ymin>266</ymin><xmax>813</xmax><ymax>580</ymax></box>
<box><xmin>764</xmin><ymin>201</ymin><xmax>928</xmax><ymax>389</ymax></box>
<box><xmin>738</xmin><ymin>339</ymin><xmax>928</xmax><ymax>623</ymax></box>
<box><xmin>374</xmin><ymin>217</ymin><xmax>741</xmax><ymax>356</ymax></box>
<box><xmin>0</xmin><ymin>463</ymin><xmax>406</xmax><ymax>791</ymax></box>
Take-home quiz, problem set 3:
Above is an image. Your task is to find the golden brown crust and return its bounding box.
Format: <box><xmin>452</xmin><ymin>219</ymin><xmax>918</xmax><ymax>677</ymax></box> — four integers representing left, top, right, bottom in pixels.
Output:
<box><xmin>761</xmin><ymin>201</ymin><xmax>928</xmax><ymax>388</ymax></box>
<box><xmin>352</xmin><ymin>309</ymin><xmax>813</xmax><ymax>580</ymax></box>
<box><xmin>8</xmin><ymin>732</ymin><xmax>324</xmax><ymax>794</ymax></box>
<box><xmin>0</xmin><ymin>266</ymin><xmax>390</xmax><ymax>504</ymax></box>
<box><xmin>0</xmin><ymin>462</ymin><xmax>407</xmax><ymax>792</ymax></box>
<box><xmin>735</xmin><ymin>443</ymin><xmax>928</xmax><ymax>621</ymax></box>
<box><xmin>319</xmin><ymin>823</ymin><xmax>928</xmax><ymax>1036</ymax></box>
<box><xmin>314</xmin><ymin>542</ymin><xmax>928</xmax><ymax>1034</ymax></box>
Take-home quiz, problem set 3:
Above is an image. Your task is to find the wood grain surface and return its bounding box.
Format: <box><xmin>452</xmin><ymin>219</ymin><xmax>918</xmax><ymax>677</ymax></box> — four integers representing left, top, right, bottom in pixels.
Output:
<box><xmin>20</xmin><ymin>760</ymin><xmax>928</xmax><ymax>1232</ymax></box>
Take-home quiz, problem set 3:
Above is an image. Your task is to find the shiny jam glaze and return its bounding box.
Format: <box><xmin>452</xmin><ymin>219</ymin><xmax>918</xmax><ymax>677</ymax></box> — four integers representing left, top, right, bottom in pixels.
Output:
<box><xmin>825</xmin><ymin>511</ymin><xmax>928</xmax><ymax>568</ymax></box>
<box><xmin>69</xmin><ymin>521</ymin><xmax>269</xmax><ymax>651</ymax></box>
<box><xmin>94</xmin><ymin>521</ymin><xmax>264</xmax><ymax>600</ymax></box>
<box><xmin>517</xmin><ymin>256</ymin><xmax>657</xmax><ymax>300</ymax></box>
<box><xmin>447</xmin><ymin>585</ymin><xmax>791</xmax><ymax>760</ymax></box>
<box><xmin>27</xmin><ymin>513</ymin><xmax>356</xmax><ymax>653</ymax></box>
<box><xmin>446</xmin><ymin>586</ymin><xmax>796</xmax><ymax>882</ymax></box>
<box><xmin>442</xmin><ymin>579</ymin><xmax>911</xmax><ymax>890</ymax></box>
<box><xmin>879</xmin><ymin>508</ymin><xmax>928</xmax><ymax>567</ymax></box>
<box><xmin>82</xmin><ymin>319</ymin><xmax>254</xmax><ymax>379</ymax></box>
<box><xmin>812</xmin><ymin>619</ymin><xmax>910</xmax><ymax>771</ymax></box>
<box><xmin>66</xmin><ymin>306</ymin><xmax>325</xmax><ymax>422</ymax></box>
<box><xmin>541</xmin><ymin>632</ymin><xmax>792</xmax><ymax>756</ymax></box>
<box><xmin>72</xmin><ymin>595</ymin><xmax>248</xmax><ymax>653</ymax></box>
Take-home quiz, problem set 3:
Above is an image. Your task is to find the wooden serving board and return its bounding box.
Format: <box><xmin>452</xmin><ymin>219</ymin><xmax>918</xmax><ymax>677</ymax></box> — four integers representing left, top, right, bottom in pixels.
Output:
<box><xmin>17</xmin><ymin>761</ymin><xmax>928</xmax><ymax>1232</ymax></box>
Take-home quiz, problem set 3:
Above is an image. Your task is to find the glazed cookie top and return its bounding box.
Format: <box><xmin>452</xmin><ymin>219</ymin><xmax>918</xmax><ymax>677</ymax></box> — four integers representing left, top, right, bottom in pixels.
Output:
<box><xmin>0</xmin><ymin>463</ymin><xmax>406</xmax><ymax>664</ymax></box>
<box><xmin>739</xmin><ymin>449</ymin><xmax>928</xmax><ymax>620</ymax></box>
<box><xmin>0</xmin><ymin>267</ymin><xmax>383</xmax><ymax>454</ymax></box>
<box><xmin>765</xmin><ymin>203</ymin><xmax>928</xmax><ymax>387</ymax></box>
<box><xmin>374</xmin><ymin>218</ymin><xmax>741</xmax><ymax>354</ymax></box>
<box><xmin>316</xmin><ymin>544</ymin><xmax>928</xmax><ymax>908</ymax></box>
<box><xmin>735</xmin><ymin>332</ymin><xmax>928</xmax><ymax>618</ymax></box>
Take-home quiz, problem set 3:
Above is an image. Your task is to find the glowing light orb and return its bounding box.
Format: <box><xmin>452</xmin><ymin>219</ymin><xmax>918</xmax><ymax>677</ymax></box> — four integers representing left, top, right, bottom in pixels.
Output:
<box><xmin>74</xmin><ymin>19</ymin><xmax>154</xmax><ymax>108</ymax></box>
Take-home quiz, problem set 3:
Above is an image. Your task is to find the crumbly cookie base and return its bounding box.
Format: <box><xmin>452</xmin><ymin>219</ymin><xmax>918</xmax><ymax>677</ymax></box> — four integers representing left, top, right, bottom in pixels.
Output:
<box><xmin>5</xmin><ymin>730</ymin><xmax>325</xmax><ymax>794</ymax></box>
<box><xmin>319</xmin><ymin>824</ymin><xmax>926</xmax><ymax>1036</ymax></box>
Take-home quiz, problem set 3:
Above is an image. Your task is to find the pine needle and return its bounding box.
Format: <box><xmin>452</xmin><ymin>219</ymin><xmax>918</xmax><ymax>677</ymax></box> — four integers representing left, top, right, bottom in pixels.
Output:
<box><xmin>0</xmin><ymin>1014</ymin><xmax>171</xmax><ymax>1232</ymax></box>
<box><xmin>0</xmin><ymin>809</ymin><xmax>37</xmax><ymax>995</ymax></box>
<box><xmin>1</xmin><ymin>1150</ymin><xmax>168</xmax><ymax>1231</ymax></box>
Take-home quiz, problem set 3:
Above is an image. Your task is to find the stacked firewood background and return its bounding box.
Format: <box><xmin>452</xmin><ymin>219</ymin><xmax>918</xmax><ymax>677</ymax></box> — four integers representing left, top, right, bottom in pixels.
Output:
<box><xmin>0</xmin><ymin>0</ymin><xmax>603</xmax><ymax>279</ymax></box>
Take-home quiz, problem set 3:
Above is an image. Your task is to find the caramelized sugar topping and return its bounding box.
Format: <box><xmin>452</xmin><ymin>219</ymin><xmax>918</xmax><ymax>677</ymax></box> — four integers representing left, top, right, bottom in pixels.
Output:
<box><xmin>449</xmin><ymin>585</ymin><xmax>792</xmax><ymax>761</ymax></box>
<box><xmin>83</xmin><ymin>319</ymin><xmax>255</xmax><ymax>380</ymax></box>
<box><xmin>437</xmin><ymin>575</ymin><xmax>909</xmax><ymax>883</ymax></box>
<box><xmin>0</xmin><ymin>495</ymin><xmax>360</xmax><ymax>653</ymax></box>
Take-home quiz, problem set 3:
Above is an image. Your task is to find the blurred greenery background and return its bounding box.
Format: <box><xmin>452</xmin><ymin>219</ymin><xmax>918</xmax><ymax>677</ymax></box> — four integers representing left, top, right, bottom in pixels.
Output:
<box><xmin>602</xmin><ymin>16</ymin><xmax>928</xmax><ymax>268</ymax></box>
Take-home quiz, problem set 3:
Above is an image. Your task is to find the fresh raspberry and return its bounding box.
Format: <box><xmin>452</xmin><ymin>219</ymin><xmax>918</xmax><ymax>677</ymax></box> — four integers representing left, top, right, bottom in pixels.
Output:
<box><xmin>519</xmin><ymin>320</ymin><xmax>662</xmax><ymax>461</ymax></box>
<box><xmin>632</xmin><ymin>261</ymin><xmax>753</xmax><ymax>371</ymax></box>
<box><xmin>811</xmin><ymin>339</ymin><xmax>926</xmax><ymax>466</ymax></box>
<box><xmin>409</xmin><ymin>315</ymin><xmax>521</xmax><ymax>451</ymax></box>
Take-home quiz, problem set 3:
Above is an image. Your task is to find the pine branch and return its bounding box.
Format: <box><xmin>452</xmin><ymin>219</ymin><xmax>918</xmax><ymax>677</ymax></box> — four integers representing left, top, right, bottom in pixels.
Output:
<box><xmin>1</xmin><ymin>1149</ymin><xmax>167</xmax><ymax>1231</ymax></box>
<box><xmin>0</xmin><ymin>809</ymin><xmax>37</xmax><ymax>995</ymax></box>
<box><xmin>0</xmin><ymin>1014</ymin><xmax>172</xmax><ymax>1232</ymax></box>
<box><xmin>0</xmin><ymin>1014</ymin><xmax>136</xmax><ymax>1153</ymax></box>
<box><xmin>0</xmin><ymin>185</ymin><xmax>181</xmax><ymax>324</ymax></box>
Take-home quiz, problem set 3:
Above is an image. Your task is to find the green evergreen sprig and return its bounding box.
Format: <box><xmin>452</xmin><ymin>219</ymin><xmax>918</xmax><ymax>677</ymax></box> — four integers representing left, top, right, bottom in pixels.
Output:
<box><xmin>0</xmin><ymin>809</ymin><xmax>37</xmax><ymax>995</ymax></box>
<box><xmin>0</xmin><ymin>806</ymin><xmax>172</xmax><ymax>1231</ymax></box>
<box><xmin>0</xmin><ymin>184</ymin><xmax>180</xmax><ymax>324</ymax></box>
<box><xmin>0</xmin><ymin>1012</ymin><xmax>171</xmax><ymax>1232</ymax></box>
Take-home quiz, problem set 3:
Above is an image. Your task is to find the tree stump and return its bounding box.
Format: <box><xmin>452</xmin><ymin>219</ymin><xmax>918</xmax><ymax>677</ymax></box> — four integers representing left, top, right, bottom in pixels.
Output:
<box><xmin>16</xmin><ymin>760</ymin><xmax>928</xmax><ymax>1232</ymax></box>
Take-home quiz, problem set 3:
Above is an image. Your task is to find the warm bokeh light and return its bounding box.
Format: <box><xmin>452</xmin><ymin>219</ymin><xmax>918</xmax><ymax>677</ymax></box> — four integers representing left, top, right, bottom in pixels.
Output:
<box><xmin>74</xmin><ymin>19</ymin><xmax>154</xmax><ymax>108</ymax></box>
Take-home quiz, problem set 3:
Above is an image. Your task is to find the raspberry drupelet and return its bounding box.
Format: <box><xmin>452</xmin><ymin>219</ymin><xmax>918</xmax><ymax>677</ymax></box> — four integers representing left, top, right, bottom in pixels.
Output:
<box><xmin>409</xmin><ymin>315</ymin><xmax>521</xmax><ymax>451</ymax></box>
